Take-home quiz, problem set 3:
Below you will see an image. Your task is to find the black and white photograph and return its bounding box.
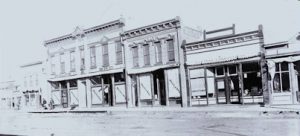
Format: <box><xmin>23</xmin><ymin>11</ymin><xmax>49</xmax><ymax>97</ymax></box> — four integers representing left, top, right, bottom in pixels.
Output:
<box><xmin>0</xmin><ymin>0</ymin><xmax>300</xmax><ymax>135</ymax></box>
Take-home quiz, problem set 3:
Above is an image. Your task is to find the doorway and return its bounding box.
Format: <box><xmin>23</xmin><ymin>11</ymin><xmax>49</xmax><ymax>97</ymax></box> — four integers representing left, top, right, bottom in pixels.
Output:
<box><xmin>60</xmin><ymin>81</ymin><xmax>68</xmax><ymax>108</ymax></box>
<box><xmin>215</xmin><ymin>65</ymin><xmax>241</xmax><ymax>104</ymax></box>
<box><xmin>153</xmin><ymin>69</ymin><xmax>166</xmax><ymax>106</ymax></box>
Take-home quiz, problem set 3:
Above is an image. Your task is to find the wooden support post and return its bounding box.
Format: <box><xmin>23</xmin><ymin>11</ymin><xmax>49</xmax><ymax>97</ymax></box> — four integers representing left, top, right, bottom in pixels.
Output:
<box><xmin>204</xmin><ymin>67</ymin><xmax>209</xmax><ymax>105</ymax></box>
<box><xmin>136</xmin><ymin>75</ymin><xmax>141</xmax><ymax>107</ymax></box>
<box><xmin>59</xmin><ymin>82</ymin><xmax>62</xmax><ymax>107</ymax></box>
<box><xmin>67</xmin><ymin>81</ymin><xmax>70</xmax><ymax>107</ymax></box>
<box><xmin>164</xmin><ymin>70</ymin><xmax>169</xmax><ymax>106</ymax></box>
<box><xmin>238</xmin><ymin>63</ymin><xmax>244</xmax><ymax>105</ymax></box>
<box><xmin>186</xmin><ymin>68</ymin><xmax>192</xmax><ymax>107</ymax></box>
<box><xmin>111</xmin><ymin>74</ymin><xmax>115</xmax><ymax>106</ymax></box>
<box><xmin>156</xmin><ymin>77</ymin><xmax>161</xmax><ymax>105</ymax></box>
<box><xmin>101</xmin><ymin>77</ymin><xmax>105</xmax><ymax>106</ymax></box>
<box><xmin>150</xmin><ymin>73</ymin><xmax>155</xmax><ymax>107</ymax></box>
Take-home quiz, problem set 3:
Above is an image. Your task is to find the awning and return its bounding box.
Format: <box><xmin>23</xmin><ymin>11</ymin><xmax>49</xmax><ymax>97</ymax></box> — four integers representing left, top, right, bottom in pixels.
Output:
<box><xmin>187</xmin><ymin>56</ymin><xmax>260</xmax><ymax>68</ymax></box>
<box><xmin>127</xmin><ymin>63</ymin><xmax>179</xmax><ymax>75</ymax></box>
<box><xmin>268</xmin><ymin>56</ymin><xmax>300</xmax><ymax>63</ymax></box>
<box><xmin>48</xmin><ymin>68</ymin><xmax>124</xmax><ymax>82</ymax></box>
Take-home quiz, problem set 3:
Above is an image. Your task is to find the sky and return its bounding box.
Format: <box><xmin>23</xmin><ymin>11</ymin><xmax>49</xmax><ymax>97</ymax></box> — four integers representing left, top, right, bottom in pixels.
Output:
<box><xmin>0</xmin><ymin>0</ymin><xmax>300</xmax><ymax>82</ymax></box>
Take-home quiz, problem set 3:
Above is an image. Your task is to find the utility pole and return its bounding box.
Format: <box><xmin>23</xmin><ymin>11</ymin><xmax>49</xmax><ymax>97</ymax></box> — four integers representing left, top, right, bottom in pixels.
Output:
<box><xmin>259</xmin><ymin>25</ymin><xmax>270</xmax><ymax>106</ymax></box>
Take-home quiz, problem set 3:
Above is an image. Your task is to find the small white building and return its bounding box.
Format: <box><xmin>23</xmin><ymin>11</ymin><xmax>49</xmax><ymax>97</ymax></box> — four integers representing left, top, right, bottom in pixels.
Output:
<box><xmin>20</xmin><ymin>61</ymin><xmax>47</xmax><ymax>110</ymax></box>
<box><xmin>0</xmin><ymin>81</ymin><xmax>20</xmax><ymax>110</ymax></box>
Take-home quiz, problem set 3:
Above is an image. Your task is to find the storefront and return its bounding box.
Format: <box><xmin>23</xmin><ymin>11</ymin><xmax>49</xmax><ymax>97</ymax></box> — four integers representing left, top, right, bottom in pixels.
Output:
<box><xmin>23</xmin><ymin>90</ymin><xmax>41</xmax><ymax>108</ymax></box>
<box><xmin>127</xmin><ymin>67</ymin><xmax>182</xmax><ymax>107</ymax></box>
<box><xmin>49</xmin><ymin>71</ymin><xmax>127</xmax><ymax>109</ymax></box>
<box><xmin>185</xmin><ymin>25</ymin><xmax>266</xmax><ymax>106</ymax></box>
<box><xmin>90</xmin><ymin>73</ymin><xmax>126</xmax><ymax>107</ymax></box>
<box><xmin>265</xmin><ymin>40</ymin><xmax>300</xmax><ymax>105</ymax></box>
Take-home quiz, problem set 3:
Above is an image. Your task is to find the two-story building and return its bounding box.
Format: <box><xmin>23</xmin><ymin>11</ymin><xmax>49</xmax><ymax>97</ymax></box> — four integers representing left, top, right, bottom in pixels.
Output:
<box><xmin>184</xmin><ymin>25</ymin><xmax>268</xmax><ymax>106</ymax></box>
<box><xmin>265</xmin><ymin>33</ymin><xmax>300</xmax><ymax>105</ymax></box>
<box><xmin>0</xmin><ymin>81</ymin><xmax>20</xmax><ymax>110</ymax></box>
<box><xmin>121</xmin><ymin>17</ymin><xmax>201</xmax><ymax>107</ymax></box>
<box><xmin>45</xmin><ymin>19</ymin><xmax>126</xmax><ymax>109</ymax></box>
<box><xmin>20</xmin><ymin>61</ymin><xmax>47</xmax><ymax>110</ymax></box>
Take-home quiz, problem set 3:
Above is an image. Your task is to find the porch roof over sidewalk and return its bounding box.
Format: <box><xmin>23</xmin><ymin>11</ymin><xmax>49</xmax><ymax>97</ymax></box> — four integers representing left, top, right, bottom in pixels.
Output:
<box><xmin>126</xmin><ymin>63</ymin><xmax>179</xmax><ymax>75</ymax></box>
<box><xmin>48</xmin><ymin>68</ymin><xmax>124</xmax><ymax>82</ymax></box>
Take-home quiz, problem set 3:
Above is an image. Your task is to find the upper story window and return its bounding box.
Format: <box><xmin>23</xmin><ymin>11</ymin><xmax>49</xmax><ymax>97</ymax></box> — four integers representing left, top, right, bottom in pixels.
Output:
<box><xmin>154</xmin><ymin>41</ymin><xmax>162</xmax><ymax>64</ymax></box>
<box><xmin>102</xmin><ymin>43</ymin><xmax>109</xmax><ymax>67</ymax></box>
<box><xmin>70</xmin><ymin>51</ymin><xmax>76</xmax><ymax>72</ymax></box>
<box><xmin>273</xmin><ymin>62</ymin><xmax>290</xmax><ymax>93</ymax></box>
<box><xmin>143</xmin><ymin>44</ymin><xmax>150</xmax><ymax>66</ymax></box>
<box><xmin>132</xmin><ymin>46</ymin><xmax>139</xmax><ymax>67</ymax></box>
<box><xmin>167</xmin><ymin>39</ymin><xmax>175</xmax><ymax>62</ymax></box>
<box><xmin>24</xmin><ymin>77</ymin><xmax>27</xmax><ymax>87</ymax></box>
<box><xmin>60</xmin><ymin>53</ymin><xmax>65</xmax><ymax>74</ymax></box>
<box><xmin>79</xmin><ymin>46</ymin><xmax>85</xmax><ymax>70</ymax></box>
<box><xmin>90</xmin><ymin>46</ymin><xmax>96</xmax><ymax>69</ymax></box>
<box><xmin>29</xmin><ymin>75</ymin><xmax>33</xmax><ymax>87</ymax></box>
<box><xmin>51</xmin><ymin>55</ymin><xmax>55</xmax><ymax>75</ymax></box>
<box><xmin>115</xmin><ymin>42</ymin><xmax>123</xmax><ymax>65</ymax></box>
<box><xmin>35</xmin><ymin>74</ymin><xmax>39</xmax><ymax>86</ymax></box>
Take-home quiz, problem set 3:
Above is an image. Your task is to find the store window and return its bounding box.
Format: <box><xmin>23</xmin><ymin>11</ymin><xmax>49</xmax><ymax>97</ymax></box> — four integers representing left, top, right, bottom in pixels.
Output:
<box><xmin>190</xmin><ymin>68</ymin><xmax>216</xmax><ymax>100</ymax></box>
<box><xmin>273</xmin><ymin>62</ymin><xmax>290</xmax><ymax>93</ymax></box>
<box><xmin>228</xmin><ymin>65</ymin><xmax>237</xmax><ymax>75</ymax></box>
<box><xmin>242</xmin><ymin>62</ymin><xmax>262</xmax><ymax>96</ymax></box>
<box><xmin>216</xmin><ymin>67</ymin><xmax>225</xmax><ymax>76</ymax></box>
<box><xmin>190</xmin><ymin>69</ymin><xmax>206</xmax><ymax>97</ymax></box>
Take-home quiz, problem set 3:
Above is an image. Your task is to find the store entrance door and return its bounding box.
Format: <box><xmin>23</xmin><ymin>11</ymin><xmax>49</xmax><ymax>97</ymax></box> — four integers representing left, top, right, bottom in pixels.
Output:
<box><xmin>153</xmin><ymin>69</ymin><xmax>166</xmax><ymax>106</ymax></box>
<box><xmin>216</xmin><ymin>65</ymin><xmax>241</xmax><ymax>104</ymax></box>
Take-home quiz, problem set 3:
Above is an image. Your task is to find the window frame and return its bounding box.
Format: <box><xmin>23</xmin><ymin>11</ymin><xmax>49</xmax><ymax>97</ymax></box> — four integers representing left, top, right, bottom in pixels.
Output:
<box><xmin>154</xmin><ymin>41</ymin><xmax>162</xmax><ymax>64</ymax></box>
<box><xmin>132</xmin><ymin>46</ymin><xmax>139</xmax><ymax>67</ymax></box>
<box><xmin>115</xmin><ymin>42</ymin><xmax>123</xmax><ymax>65</ymax></box>
<box><xmin>70</xmin><ymin>51</ymin><xmax>76</xmax><ymax>72</ymax></box>
<box><xmin>90</xmin><ymin>46</ymin><xmax>96</xmax><ymax>69</ymax></box>
<box><xmin>60</xmin><ymin>53</ymin><xmax>65</xmax><ymax>74</ymax></box>
<box><xmin>189</xmin><ymin>68</ymin><xmax>206</xmax><ymax>98</ymax></box>
<box><xmin>51</xmin><ymin>55</ymin><xmax>56</xmax><ymax>75</ymax></box>
<box><xmin>273</xmin><ymin>62</ymin><xmax>290</xmax><ymax>93</ymax></box>
<box><xmin>102</xmin><ymin>43</ymin><xmax>109</xmax><ymax>67</ymax></box>
<box><xmin>167</xmin><ymin>39</ymin><xmax>175</xmax><ymax>62</ymax></box>
<box><xmin>79</xmin><ymin>46</ymin><xmax>85</xmax><ymax>70</ymax></box>
<box><xmin>143</xmin><ymin>44</ymin><xmax>150</xmax><ymax>66</ymax></box>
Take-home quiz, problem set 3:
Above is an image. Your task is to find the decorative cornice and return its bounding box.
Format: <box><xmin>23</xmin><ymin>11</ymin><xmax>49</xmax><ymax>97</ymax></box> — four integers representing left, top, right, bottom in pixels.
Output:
<box><xmin>185</xmin><ymin>30</ymin><xmax>260</xmax><ymax>51</ymax></box>
<box><xmin>121</xmin><ymin>17</ymin><xmax>180</xmax><ymax>40</ymax></box>
<box><xmin>264</xmin><ymin>41</ymin><xmax>288</xmax><ymax>49</ymax></box>
<box><xmin>20</xmin><ymin>61</ymin><xmax>43</xmax><ymax>68</ymax></box>
<box><xmin>44</xmin><ymin>19</ymin><xmax>125</xmax><ymax>46</ymax></box>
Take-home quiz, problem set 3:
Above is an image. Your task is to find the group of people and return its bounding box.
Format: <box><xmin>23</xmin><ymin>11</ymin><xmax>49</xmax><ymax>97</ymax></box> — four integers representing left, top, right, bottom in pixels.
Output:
<box><xmin>41</xmin><ymin>98</ymin><xmax>54</xmax><ymax>110</ymax></box>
